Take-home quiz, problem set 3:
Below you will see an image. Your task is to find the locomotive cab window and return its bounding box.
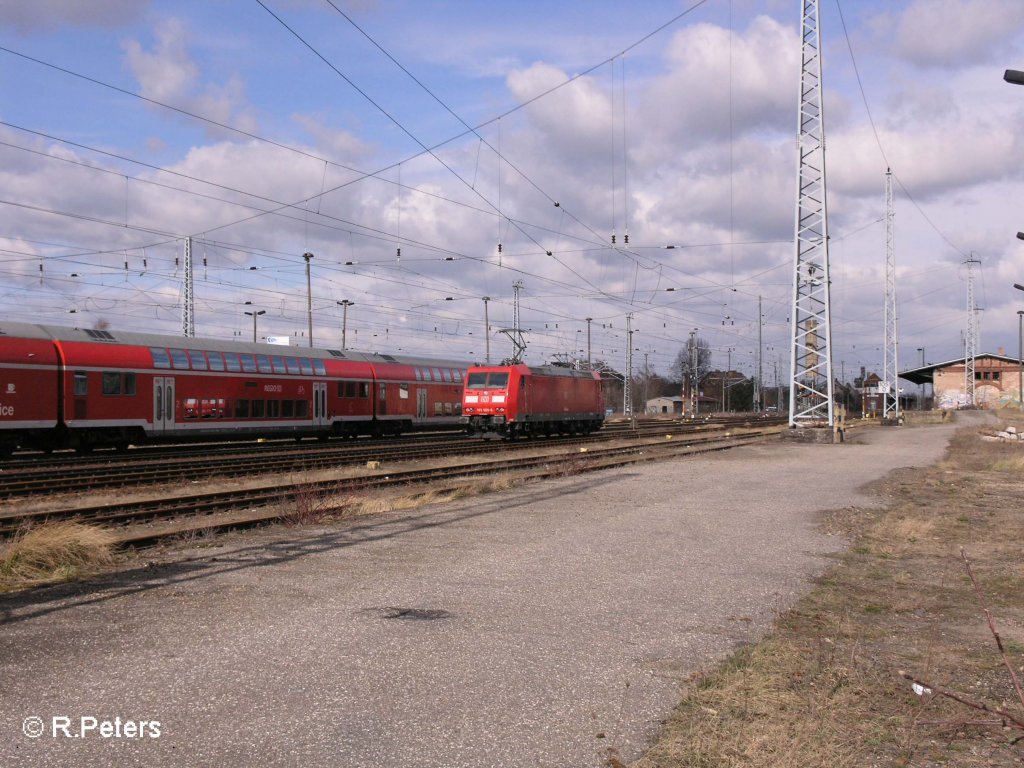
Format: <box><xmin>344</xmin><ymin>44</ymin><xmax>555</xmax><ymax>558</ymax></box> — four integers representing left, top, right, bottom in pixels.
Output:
<box><xmin>466</xmin><ymin>372</ymin><xmax>487</xmax><ymax>389</ymax></box>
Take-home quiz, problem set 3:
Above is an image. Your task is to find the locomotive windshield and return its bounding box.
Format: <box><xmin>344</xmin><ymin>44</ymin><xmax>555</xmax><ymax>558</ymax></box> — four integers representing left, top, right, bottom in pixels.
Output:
<box><xmin>466</xmin><ymin>372</ymin><xmax>509</xmax><ymax>389</ymax></box>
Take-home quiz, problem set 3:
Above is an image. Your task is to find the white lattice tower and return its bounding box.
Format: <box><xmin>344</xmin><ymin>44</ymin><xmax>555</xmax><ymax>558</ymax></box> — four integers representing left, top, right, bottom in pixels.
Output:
<box><xmin>965</xmin><ymin>255</ymin><xmax>980</xmax><ymax>405</ymax></box>
<box><xmin>788</xmin><ymin>0</ymin><xmax>834</xmax><ymax>427</ymax></box>
<box><xmin>623</xmin><ymin>314</ymin><xmax>633</xmax><ymax>416</ymax></box>
<box><xmin>182</xmin><ymin>237</ymin><xmax>194</xmax><ymax>337</ymax></box>
<box><xmin>499</xmin><ymin>280</ymin><xmax>527</xmax><ymax>364</ymax></box>
<box><xmin>883</xmin><ymin>170</ymin><xmax>899</xmax><ymax>419</ymax></box>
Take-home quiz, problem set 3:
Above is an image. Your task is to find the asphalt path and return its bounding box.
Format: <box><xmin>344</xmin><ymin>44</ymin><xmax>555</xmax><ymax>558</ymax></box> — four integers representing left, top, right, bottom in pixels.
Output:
<box><xmin>0</xmin><ymin>417</ymin><xmax>973</xmax><ymax>767</ymax></box>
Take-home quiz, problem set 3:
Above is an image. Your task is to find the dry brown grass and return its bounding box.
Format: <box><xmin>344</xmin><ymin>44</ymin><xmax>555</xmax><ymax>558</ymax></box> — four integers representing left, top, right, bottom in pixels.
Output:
<box><xmin>274</xmin><ymin>473</ymin><xmax>522</xmax><ymax>526</ymax></box>
<box><xmin>635</xmin><ymin>423</ymin><xmax>1024</xmax><ymax>768</ymax></box>
<box><xmin>0</xmin><ymin>520</ymin><xmax>116</xmax><ymax>589</ymax></box>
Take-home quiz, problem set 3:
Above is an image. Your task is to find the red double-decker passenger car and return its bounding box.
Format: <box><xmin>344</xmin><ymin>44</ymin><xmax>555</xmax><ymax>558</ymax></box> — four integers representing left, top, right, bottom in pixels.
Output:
<box><xmin>0</xmin><ymin>321</ymin><xmax>471</xmax><ymax>455</ymax></box>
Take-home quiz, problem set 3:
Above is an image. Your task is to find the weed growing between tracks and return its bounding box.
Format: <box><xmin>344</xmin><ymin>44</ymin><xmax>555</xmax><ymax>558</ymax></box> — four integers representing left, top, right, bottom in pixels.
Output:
<box><xmin>278</xmin><ymin>473</ymin><xmax>521</xmax><ymax>528</ymax></box>
<box><xmin>634</xmin><ymin>423</ymin><xmax>1024</xmax><ymax>768</ymax></box>
<box><xmin>0</xmin><ymin>520</ymin><xmax>116</xmax><ymax>590</ymax></box>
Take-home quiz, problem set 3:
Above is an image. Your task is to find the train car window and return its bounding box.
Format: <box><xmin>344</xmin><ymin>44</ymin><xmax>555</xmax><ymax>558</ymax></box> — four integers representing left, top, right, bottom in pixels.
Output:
<box><xmin>285</xmin><ymin>357</ymin><xmax>300</xmax><ymax>374</ymax></box>
<box><xmin>150</xmin><ymin>348</ymin><xmax>171</xmax><ymax>369</ymax></box>
<box><xmin>223</xmin><ymin>352</ymin><xmax>241</xmax><ymax>372</ymax></box>
<box><xmin>267</xmin><ymin>400</ymin><xmax>280</xmax><ymax>418</ymax></box>
<box><xmin>188</xmin><ymin>350</ymin><xmax>208</xmax><ymax>370</ymax></box>
<box><xmin>271</xmin><ymin>355</ymin><xmax>286</xmax><ymax>373</ymax></box>
<box><xmin>453</xmin><ymin>402</ymin><xmax>462</xmax><ymax>416</ymax></box>
<box><xmin>207</xmin><ymin>352</ymin><xmax>225</xmax><ymax>371</ymax></box>
<box><xmin>282</xmin><ymin>400</ymin><xmax>294</xmax><ymax>418</ymax></box>
<box><xmin>444</xmin><ymin>402</ymin><xmax>452</xmax><ymax>415</ymax></box>
<box><xmin>251</xmin><ymin>400</ymin><xmax>265</xmax><ymax>418</ymax></box>
<box><xmin>466</xmin><ymin>372</ymin><xmax>487</xmax><ymax>389</ymax></box>
<box><xmin>433</xmin><ymin>401</ymin><xmax>443</xmax><ymax>415</ymax></box>
<box><xmin>239</xmin><ymin>353</ymin><xmax>257</xmax><ymax>373</ymax></box>
<box><xmin>73</xmin><ymin>372</ymin><xmax>88</xmax><ymax>396</ymax></box>
<box><xmin>313</xmin><ymin>360</ymin><xmax>326</xmax><ymax>376</ymax></box>
<box><xmin>299</xmin><ymin>358</ymin><xmax>314</xmax><ymax>375</ymax></box>
<box><xmin>124</xmin><ymin>373</ymin><xmax>137</xmax><ymax>396</ymax></box>
<box><xmin>414</xmin><ymin>368</ymin><xmax>422</xmax><ymax>381</ymax></box>
<box><xmin>359</xmin><ymin>382</ymin><xmax>369</xmax><ymax>398</ymax></box>
<box><xmin>432</xmin><ymin>367</ymin><xmax>442</xmax><ymax>381</ymax></box>
<box><xmin>441</xmin><ymin>369</ymin><xmax>452</xmax><ymax>383</ymax></box>
<box><xmin>234</xmin><ymin>399</ymin><xmax>249</xmax><ymax>418</ymax></box>
<box><xmin>452</xmin><ymin>369</ymin><xmax>463</xmax><ymax>383</ymax></box>
<box><xmin>169</xmin><ymin>349</ymin><xmax>190</xmax><ymax>369</ymax></box>
<box><xmin>102</xmin><ymin>372</ymin><xmax>121</xmax><ymax>395</ymax></box>
<box><xmin>343</xmin><ymin>381</ymin><xmax>355</xmax><ymax>398</ymax></box>
<box><xmin>183</xmin><ymin>398</ymin><xmax>198</xmax><ymax>419</ymax></box>
<box><xmin>295</xmin><ymin>400</ymin><xmax>308</xmax><ymax>417</ymax></box>
<box><xmin>256</xmin><ymin>354</ymin><xmax>272</xmax><ymax>373</ymax></box>
<box><xmin>421</xmin><ymin>367</ymin><xmax>432</xmax><ymax>381</ymax></box>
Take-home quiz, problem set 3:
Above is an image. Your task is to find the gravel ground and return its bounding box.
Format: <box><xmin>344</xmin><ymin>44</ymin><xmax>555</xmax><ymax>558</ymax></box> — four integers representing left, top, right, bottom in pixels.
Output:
<box><xmin>0</xmin><ymin>418</ymin><xmax>968</xmax><ymax>767</ymax></box>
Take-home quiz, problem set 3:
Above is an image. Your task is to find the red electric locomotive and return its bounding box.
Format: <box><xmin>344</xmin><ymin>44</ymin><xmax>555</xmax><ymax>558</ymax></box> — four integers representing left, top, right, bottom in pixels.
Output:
<box><xmin>461</xmin><ymin>363</ymin><xmax>604</xmax><ymax>438</ymax></box>
<box><xmin>0</xmin><ymin>321</ymin><xmax>470</xmax><ymax>455</ymax></box>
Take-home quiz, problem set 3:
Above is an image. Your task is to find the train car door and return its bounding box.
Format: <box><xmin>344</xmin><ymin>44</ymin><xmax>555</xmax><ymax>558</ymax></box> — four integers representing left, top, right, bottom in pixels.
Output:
<box><xmin>313</xmin><ymin>381</ymin><xmax>328</xmax><ymax>426</ymax></box>
<box><xmin>153</xmin><ymin>377</ymin><xmax>175</xmax><ymax>433</ymax></box>
<box><xmin>416</xmin><ymin>388</ymin><xmax>427</xmax><ymax>419</ymax></box>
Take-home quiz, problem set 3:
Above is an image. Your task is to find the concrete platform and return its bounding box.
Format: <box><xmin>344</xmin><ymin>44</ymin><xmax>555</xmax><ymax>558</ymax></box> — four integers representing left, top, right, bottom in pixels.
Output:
<box><xmin>0</xmin><ymin>415</ymin><xmax>981</xmax><ymax>767</ymax></box>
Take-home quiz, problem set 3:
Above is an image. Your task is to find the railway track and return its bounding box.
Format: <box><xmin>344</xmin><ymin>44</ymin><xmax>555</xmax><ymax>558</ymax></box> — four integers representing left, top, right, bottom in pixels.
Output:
<box><xmin>0</xmin><ymin>425</ymin><xmax>784</xmax><ymax>546</ymax></box>
<box><xmin>0</xmin><ymin>416</ymin><xmax>785</xmax><ymax>498</ymax></box>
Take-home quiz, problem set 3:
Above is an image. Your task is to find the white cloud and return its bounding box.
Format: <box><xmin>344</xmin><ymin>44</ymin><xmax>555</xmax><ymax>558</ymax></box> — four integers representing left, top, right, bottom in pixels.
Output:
<box><xmin>122</xmin><ymin>17</ymin><xmax>257</xmax><ymax>136</ymax></box>
<box><xmin>891</xmin><ymin>0</ymin><xmax>1024</xmax><ymax>68</ymax></box>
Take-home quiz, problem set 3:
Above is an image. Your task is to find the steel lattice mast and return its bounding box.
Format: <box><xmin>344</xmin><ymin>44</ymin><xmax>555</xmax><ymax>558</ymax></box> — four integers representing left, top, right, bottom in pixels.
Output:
<box><xmin>182</xmin><ymin>236</ymin><xmax>194</xmax><ymax>337</ymax></box>
<box><xmin>883</xmin><ymin>169</ymin><xmax>899</xmax><ymax>420</ymax></box>
<box><xmin>965</xmin><ymin>255</ymin><xmax>980</xmax><ymax>406</ymax></box>
<box><xmin>788</xmin><ymin>0</ymin><xmax>834</xmax><ymax>427</ymax></box>
<box><xmin>623</xmin><ymin>314</ymin><xmax>633</xmax><ymax>417</ymax></box>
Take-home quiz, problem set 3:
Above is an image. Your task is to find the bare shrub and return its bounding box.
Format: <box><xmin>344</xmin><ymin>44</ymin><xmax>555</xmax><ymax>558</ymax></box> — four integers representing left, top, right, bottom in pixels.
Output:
<box><xmin>280</xmin><ymin>483</ymin><xmax>363</xmax><ymax>527</ymax></box>
<box><xmin>0</xmin><ymin>521</ymin><xmax>116</xmax><ymax>588</ymax></box>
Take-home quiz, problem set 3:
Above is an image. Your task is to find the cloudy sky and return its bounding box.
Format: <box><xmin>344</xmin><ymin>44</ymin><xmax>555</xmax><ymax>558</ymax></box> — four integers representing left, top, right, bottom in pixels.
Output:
<box><xmin>2</xmin><ymin>0</ymin><xmax>1024</xmax><ymax>385</ymax></box>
